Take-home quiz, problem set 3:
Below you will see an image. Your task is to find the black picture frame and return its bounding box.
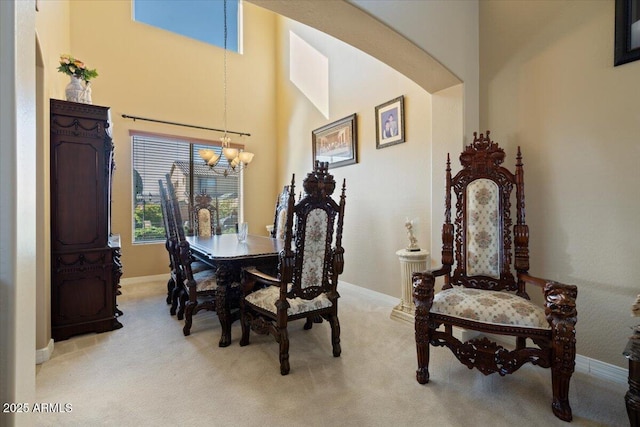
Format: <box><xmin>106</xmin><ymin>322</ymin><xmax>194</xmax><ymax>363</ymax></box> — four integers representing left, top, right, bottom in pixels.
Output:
<box><xmin>312</xmin><ymin>114</ymin><xmax>357</xmax><ymax>169</ymax></box>
<box><xmin>375</xmin><ymin>96</ymin><xmax>405</xmax><ymax>149</ymax></box>
<box><xmin>615</xmin><ymin>0</ymin><xmax>640</xmax><ymax>66</ymax></box>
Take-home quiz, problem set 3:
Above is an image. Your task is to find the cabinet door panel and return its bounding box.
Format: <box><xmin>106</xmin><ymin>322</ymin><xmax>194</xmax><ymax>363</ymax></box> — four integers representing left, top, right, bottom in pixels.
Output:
<box><xmin>51</xmin><ymin>138</ymin><xmax>106</xmax><ymax>249</ymax></box>
<box><xmin>53</xmin><ymin>273</ymin><xmax>112</xmax><ymax>324</ymax></box>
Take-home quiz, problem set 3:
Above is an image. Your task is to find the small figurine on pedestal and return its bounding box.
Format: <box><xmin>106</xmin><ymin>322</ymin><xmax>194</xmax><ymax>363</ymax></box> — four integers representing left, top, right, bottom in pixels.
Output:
<box><xmin>405</xmin><ymin>218</ymin><xmax>420</xmax><ymax>252</ymax></box>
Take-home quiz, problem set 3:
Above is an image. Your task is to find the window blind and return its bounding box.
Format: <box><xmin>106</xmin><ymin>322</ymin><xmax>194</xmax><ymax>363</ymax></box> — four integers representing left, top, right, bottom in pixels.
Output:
<box><xmin>131</xmin><ymin>132</ymin><xmax>242</xmax><ymax>243</ymax></box>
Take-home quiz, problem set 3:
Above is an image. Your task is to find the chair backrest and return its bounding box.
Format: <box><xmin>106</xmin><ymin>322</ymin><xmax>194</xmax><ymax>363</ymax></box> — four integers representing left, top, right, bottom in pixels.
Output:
<box><xmin>440</xmin><ymin>131</ymin><xmax>529</xmax><ymax>296</ymax></box>
<box><xmin>192</xmin><ymin>192</ymin><xmax>218</xmax><ymax>237</ymax></box>
<box><xmin>280</xmin><ymin>161</ymin><xmax>346</xmax><ymax>300</ymax></box>
<box><xmin>165</xmin><ymin>173</ymin><xmax>196</xmax><ymax>280</ymax></box>
<box><xmin>158</xmin><ymin>180</ymin><xmax>180</xmax><ymax>275</ymax></box>
<box><xmin>271</xmin><ymin>185</ymin><xmax>290</xmax><ymax>239</ymax></box>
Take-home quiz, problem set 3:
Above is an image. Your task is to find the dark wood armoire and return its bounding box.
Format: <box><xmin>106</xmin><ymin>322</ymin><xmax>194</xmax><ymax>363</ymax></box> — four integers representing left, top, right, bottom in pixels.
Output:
<box><xmin>50</xmin><ymin>99</ymin><xmax>123</xmax><ymax>341</ymax></box>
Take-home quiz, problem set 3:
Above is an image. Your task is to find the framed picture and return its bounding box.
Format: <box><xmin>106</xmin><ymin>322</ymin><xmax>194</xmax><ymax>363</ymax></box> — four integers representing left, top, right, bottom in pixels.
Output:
<box><xmin>614</xmin><ymin>0</ymin><xmax>640</xmax><ymax>66</ymax></box>
<box><xmin>312</xmin><ymin>113</ymin><xmax>357</xmax><ymax>169</ymax></box>
<box><xmin>375</xmin><ymin>95</ymin><xmax>405</xmax><ymax>149</ymax></box>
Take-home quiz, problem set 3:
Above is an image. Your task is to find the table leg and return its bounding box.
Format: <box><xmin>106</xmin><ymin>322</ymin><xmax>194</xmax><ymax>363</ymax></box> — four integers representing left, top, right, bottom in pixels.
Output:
<box><xmin>215</xmin><ymin>283</ymin><xmax>232</xmax><ymax>347</ymax></box>
<box><xmin>214</xmin><ymin>263</ymin><xmax>241</xmax><ymax>347</ymax></box>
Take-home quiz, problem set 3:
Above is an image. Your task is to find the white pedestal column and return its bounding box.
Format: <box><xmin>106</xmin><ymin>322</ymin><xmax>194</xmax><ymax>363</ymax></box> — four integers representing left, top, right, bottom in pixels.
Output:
<box><xmin>390</xmin><ymin>249</ymin><xmax>429</xmax><ymax>323</ymax></box>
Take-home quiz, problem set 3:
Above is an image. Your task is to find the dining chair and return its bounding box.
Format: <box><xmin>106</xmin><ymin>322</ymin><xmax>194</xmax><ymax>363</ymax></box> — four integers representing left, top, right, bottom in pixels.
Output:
<box><xmin>413</xmin><ymin>131</ymin><xmax>578</xmax><ymax>421</ymax></box>
<box><xmin>192</xmin><ymin>191</ymin><xmax>220</xmax><ymax>237</ymax></box>
<box><xmin>164</xmin><ymin>174</ymin><xmax>218</xmax><ymax>334</ymax></box>
<box><xmin>270</xmin><ymin>185</ymin><xmax>290</xmax><ymax>240</ymax></box>
<box><xmin>240</xmin><ymin>161</ymin><xmax>347</xmax><ymax>375</ymax></box>
<box><xmin>158</xmin><ymin>180</ymin><xmax>181</xmax><ymax>309</ymax></box>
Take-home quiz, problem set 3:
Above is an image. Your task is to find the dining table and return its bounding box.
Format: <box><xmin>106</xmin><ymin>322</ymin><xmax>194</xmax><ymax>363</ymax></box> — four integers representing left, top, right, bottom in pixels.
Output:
<box><xmin>186</xmin><ymin>233</ymin><xmax>284</xmax><ymax>347</ymax></box>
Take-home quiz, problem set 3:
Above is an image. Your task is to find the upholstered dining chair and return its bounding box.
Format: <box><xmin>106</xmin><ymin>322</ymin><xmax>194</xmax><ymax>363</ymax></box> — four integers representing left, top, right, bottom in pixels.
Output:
<box><xmin>413</xmin><ymin>132</ymin><xmax>578</xmax><ymax>421</ymax></box>
<box><xmin>240</xmin><ymin>161</ymin><xmax>347</xmax><ymax>375</ymax></box>
<box><xmin>159</xmin><ymin>180</ymin><xmax>212</xmax><ymax>318</ymax></box>
<box><xmin>164</xmin><ymin>174</ymin><xmax>219</xmax><ymax>335</ymax></box>
<box><xmin>270</xmin><ymin>185</ymin><xmax>290</xmax><ymax>240</ymax></box>
<box><xmin>192</xmin><ymin>191</ymin><xmax>220</xmax><ymax>237</ymax></box>
<box><xmin>158</xmin><ymin>180</ymin><xmax>181</xmax><ymax>307</ymax></box>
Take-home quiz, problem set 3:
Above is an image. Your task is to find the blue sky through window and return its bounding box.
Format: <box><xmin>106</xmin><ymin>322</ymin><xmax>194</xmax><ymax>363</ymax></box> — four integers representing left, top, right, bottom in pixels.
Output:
<box><xmin>133</xmin><ymin>0</ymin><xmax>239</xmax><ymax>52</ymax></box>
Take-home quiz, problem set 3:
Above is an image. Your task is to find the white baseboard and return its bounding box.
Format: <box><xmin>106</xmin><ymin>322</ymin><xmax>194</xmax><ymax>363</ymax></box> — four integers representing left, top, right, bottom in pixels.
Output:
<box><xmin>576</xmin><ymin>354</ymin><xmax>627</xmax><ymax>385</ymax></box>
<box><xmin>36</xmin><ymin>339</ymin><xmax>54</xmax><ymax>365</ymax></box>
<box><xmin>120</xmin><ymin>273</ymin><xmax>168</xmax><ymax>287</ymax></box>
<box><xmin>339</xmin><ymin>280</ymin><xmax>398</xmax><ymax>306</ymax></box>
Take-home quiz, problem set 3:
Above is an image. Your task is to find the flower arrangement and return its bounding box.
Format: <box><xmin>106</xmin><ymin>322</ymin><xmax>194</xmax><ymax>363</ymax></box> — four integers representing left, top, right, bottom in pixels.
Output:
<box><xmin>57</xmin><ymin>54</ymin><xmax>98</xmax><ymax>82</ymax></box>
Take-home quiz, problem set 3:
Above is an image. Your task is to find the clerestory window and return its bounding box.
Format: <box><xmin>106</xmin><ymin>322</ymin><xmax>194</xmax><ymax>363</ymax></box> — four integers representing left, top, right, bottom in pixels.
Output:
<box><xmin>132</xmin><ymin>0</ymin><xmax>241</xmax><ymax>52</ymax></box>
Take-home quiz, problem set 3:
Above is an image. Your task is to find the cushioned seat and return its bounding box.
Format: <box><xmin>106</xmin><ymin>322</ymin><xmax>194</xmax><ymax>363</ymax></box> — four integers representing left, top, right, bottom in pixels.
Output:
<box><xmin>192</xmin><ymin>268</ymin><xmax>218</xmax><ymax>292</ymax></box>
<box><xmin>245</xmin><ymin>285</ymin><xmax>332</xmax><ymax>316</ymax></box>
<box><xmin>432</xmin><ymin>288</ymin><xmax>549</xmax><ymax>329</ymax></box>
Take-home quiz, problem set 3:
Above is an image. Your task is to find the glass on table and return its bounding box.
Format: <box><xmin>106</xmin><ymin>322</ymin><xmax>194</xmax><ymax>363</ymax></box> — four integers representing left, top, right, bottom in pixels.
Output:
<box><xmin>237</xmin><ymin>222</ymin><xmax>248</xmax><ymax>243</ymax></box>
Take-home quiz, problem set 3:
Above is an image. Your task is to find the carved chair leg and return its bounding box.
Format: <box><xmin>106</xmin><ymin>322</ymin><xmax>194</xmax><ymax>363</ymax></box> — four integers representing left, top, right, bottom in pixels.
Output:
<box><xmin>303</xmin><ymin>316</ymin><xmax>313</xmax><ymax>330</ymax></box>
<box><xmin>279</xmin><ymin>328</ymin><xmax>290</xmax><ymax>375</ymax></box>
<box><xmin>551</xmin><ymin>367</ymin><xmax>573</xmax><ymax>421</ymax></box>
<box><xmin>413</xmin><ymin>271</ymin><xmax>435</xmax><ymax>384</ymax></box>
<box><xmin>183</xmin><ymin>301</ymin><xmax>196</xmax><ymax>336</ymax></box>
<box><xmin>166</xmin><ymin>277</ymin><xmax>175</xmax><ymax>305</ymax></box>
<box><xmin>170</xmin><ymin>285</ymin><xmax>180</xmax><ymax>316</ymax></box>
<box><xmin>328</xmin><ymin>314</ymin><xmax>341</xmax><ymax>357</ymax></box>
<box><xmin>415</xmin><ymin>318</ymin><xmax>431</xmax><ymax>384</ymax></box>
<box><xmin>544</xmin><ymin>282</ymin><xmax>577</xmax><ymax>422</ymax></box>
<box><xmin>239</xmin><ymin>310</ymin><xmax>251</xmax><ymax>347</ymax></box>
<box><xmin>176</xmin><ymin>290</ymin><xmax>187</xmax><ymax>320</ymax></box>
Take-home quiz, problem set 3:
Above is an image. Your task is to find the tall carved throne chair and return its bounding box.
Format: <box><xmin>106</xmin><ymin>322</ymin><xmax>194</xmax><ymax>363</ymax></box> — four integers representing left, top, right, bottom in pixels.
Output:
<box><xmin>413</xmin><ymin>132</ymin><xmax>578</xmax><ymax>421</ymax></box>
<box><xmin>240</xmin><ymin>161</ymin><xmax>346</xmax><ymax>375</ymax></box>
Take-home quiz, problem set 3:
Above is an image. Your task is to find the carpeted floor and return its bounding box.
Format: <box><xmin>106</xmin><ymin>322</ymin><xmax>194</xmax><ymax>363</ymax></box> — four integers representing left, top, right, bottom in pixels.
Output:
<box><xmin>35</xmin><ymin>278</ymin><xmax>628</xmax><ymax>426</ymax></box>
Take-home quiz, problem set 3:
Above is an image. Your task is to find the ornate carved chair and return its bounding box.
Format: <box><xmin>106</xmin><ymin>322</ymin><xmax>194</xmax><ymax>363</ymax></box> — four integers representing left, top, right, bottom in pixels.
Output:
<box><xmin>165</xmin><ymin>174</ymin><xmax>219</xmax><ymax>335</ymax></box>
<box><xmin>158</xmin><ymin>180</ymin><xmax>181</xmax><ymax>307</ymax></box>
<box><xmin>160</xmin><ymin>180</ymin><xmax>211</xmax><ymax>318</ymax></box>
<box><xmin>192</xmin><ymin>192</ymin><xmax>220</xmax><ymax>237</ymax></box>
<box><xmin>270</xmin><ymin>185</ymin><xmax>290</xmax><ymax>240</ymax></box>
<box><xmin>413</xmin><ymin>132</ymin><xmax>578</xmax><ymax>422</ymax></box>
<box><xmin>240</xmin><ymin>161</ymin><xmax>346</xmax><ymax>375</ymax></box>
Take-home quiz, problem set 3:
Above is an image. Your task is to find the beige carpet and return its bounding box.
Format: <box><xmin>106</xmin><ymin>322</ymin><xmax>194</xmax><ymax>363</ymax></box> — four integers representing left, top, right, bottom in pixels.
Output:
<box><xmin>36</xmin><ymin>278</ymin><xmax>628</xmax><ymax>426</ymax></box>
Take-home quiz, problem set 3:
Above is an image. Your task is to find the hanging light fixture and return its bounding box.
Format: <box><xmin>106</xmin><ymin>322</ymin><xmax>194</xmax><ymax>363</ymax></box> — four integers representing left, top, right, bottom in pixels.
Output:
<box><xmin>199</xmin><ymin>0</ymin><xmax>254</xmax><ymax>177</ymax></box>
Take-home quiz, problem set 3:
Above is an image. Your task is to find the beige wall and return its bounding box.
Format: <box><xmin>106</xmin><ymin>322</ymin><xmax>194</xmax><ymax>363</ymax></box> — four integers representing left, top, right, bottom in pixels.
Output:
<box><xmin>480</xmin><ymin>0</ymin><xmax>639</xmax><ymax>367</ymax></box>
<box><xmin>350</xmin><ymin>0</ymin><xmax>479</xmax><ymax>141</ymax></box>
<box><xmin>66</xmin><ymin>1</ymin><xmax>279</xmax><ymax>277</ymax></box>
<box><xmin>34</xmin><ymin>0</ymin><xmax>72</xmax><ymax>355</ymax></box>
<box><xmin>1</xmin><ymin>0</ymin><xmax>37</xmax><ymax>421</ymax></box>
<box><xmin>275</xmin><ymin>17</ymin><xmax>434</xmax><ymax>296</ymax></box>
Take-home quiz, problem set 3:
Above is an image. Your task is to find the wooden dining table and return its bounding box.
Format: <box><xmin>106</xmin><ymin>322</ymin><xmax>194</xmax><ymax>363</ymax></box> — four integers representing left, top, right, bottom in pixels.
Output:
<box><xmin>186</xmin><ymin>234</ymin><xmax>284</xmax><ymax>347</ymax></box>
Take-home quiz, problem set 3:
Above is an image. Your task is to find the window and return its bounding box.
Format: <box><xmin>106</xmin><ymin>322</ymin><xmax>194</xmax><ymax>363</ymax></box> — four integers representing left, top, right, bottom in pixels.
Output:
<box><xmin>132</xmin><ymin>0</ymin><xmax>241</xmax><ymax>52</ymax></box>
<box><xmin>132</xmin><ymin>132</ymin><xmax>242</xmax><ymax>243</ymax></box>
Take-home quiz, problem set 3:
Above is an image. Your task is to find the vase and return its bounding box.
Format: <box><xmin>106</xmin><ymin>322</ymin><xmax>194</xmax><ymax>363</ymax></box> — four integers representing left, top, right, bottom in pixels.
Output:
<box><xmin>65</xmin><ymin>75</ymin><xmax>84</xmax><ymax>103</ymax></box>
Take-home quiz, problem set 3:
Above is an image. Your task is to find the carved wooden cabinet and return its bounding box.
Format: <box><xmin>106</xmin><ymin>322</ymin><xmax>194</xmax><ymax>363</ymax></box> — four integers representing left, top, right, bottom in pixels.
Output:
<box><xmin>50</xmin><ymin>99</ymin><xmax>123</xmax><ymax>341</ymax></box>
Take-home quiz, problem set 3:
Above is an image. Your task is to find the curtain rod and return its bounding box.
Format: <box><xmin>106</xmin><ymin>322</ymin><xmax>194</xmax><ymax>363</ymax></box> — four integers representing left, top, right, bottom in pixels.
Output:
<box><xmin>121</xmin><ymin>114</ymin><xmax>251</xmax><ymax>137</ymax></box>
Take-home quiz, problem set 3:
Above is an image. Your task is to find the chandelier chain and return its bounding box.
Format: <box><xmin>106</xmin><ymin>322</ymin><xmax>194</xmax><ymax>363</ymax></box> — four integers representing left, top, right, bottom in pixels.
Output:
<box><xmin>223</xmin><ymin>0</ymin><xmax>228</xmax><ymax>142</ymax></box>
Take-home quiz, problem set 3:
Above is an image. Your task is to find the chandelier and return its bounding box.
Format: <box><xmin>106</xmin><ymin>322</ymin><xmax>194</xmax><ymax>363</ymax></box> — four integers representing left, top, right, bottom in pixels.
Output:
<box><xmin>198</xmin><ymin>0</ymin><xmax>254</xmax><ymax>177</ymax></box>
